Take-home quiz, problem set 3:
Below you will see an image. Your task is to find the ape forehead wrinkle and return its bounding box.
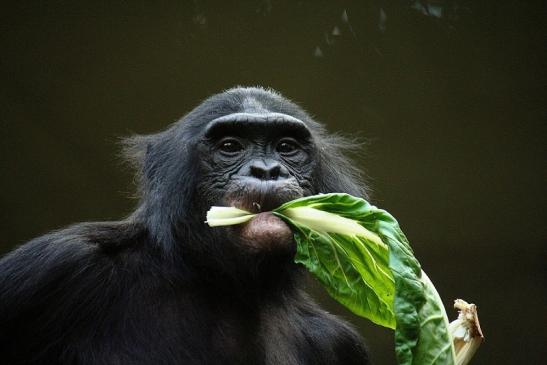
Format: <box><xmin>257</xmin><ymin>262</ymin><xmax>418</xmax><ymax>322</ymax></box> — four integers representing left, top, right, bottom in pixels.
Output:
<box><xmin>204</xmin><ymin>112</ymin><xmax>311</xmax><ymax>138</ymax></box>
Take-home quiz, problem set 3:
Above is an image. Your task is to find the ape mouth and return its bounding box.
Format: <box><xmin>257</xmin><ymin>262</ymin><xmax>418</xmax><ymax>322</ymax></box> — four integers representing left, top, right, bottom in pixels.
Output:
<box><xmin>220</xmin><ymin>178</ymin><xmax>303</xmax><ymax>252</ymax></box>
<box><xmin>224</xmin><ymin>178</ymin><xmax>304</xmax><ymax>214</ymax></box>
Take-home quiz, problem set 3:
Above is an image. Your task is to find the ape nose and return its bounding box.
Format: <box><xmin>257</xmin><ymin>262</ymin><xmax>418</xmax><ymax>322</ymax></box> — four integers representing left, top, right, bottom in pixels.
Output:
<box><xmin>249</xmin><ymin>160</ymin><xmax>288</xmax><ymax>180</ymax></box>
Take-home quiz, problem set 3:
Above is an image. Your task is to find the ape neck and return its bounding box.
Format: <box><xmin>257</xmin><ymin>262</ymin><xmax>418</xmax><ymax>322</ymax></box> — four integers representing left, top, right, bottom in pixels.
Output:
<box><xmin>130</xmin><ymin>212</ymin><xmax>303</xmax><ymax>298</ymax></box>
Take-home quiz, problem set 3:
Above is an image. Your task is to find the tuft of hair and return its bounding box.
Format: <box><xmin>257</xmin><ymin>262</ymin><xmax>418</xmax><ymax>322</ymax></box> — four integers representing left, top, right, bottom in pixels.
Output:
<box><xmin>119</xmin><ymin>134</ymin><xmax>149</xmax><ymax>196</ymax></box>
<box><xmin>316</xmin><ymin>130</ymin><xmax>371</xmax><ymax>200</ymax></box>
<box><xmin>119</xmin><ymin>130</ymin><xmax>170</xmax><ymax>198</ymax></box>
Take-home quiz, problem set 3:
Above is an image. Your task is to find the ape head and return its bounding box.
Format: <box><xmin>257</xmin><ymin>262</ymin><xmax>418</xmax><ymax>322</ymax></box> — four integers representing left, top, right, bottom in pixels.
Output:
<box><xmin>124</xmin><ymin>87</ymin><xmax>367</xmax><ymax>279</ymax></box>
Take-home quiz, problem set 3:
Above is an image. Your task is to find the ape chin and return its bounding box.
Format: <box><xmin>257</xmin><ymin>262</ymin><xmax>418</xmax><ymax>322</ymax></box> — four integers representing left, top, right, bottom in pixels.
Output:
<box><xmin>236</xmin><ymin>212</ymin><xmax>294</xmax><ymax>253</ymax></box>
<box><xmin>0</xmin><ymin>87</ymin><xmax>370</xmax><ymax>365</ymax></box>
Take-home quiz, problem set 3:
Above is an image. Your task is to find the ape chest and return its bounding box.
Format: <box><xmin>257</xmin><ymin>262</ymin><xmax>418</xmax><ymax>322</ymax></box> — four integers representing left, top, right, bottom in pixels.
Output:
<box><xmin>208</xmin><ymin>318</ymin><xmax>259</xmax><ymax>362</ymax></box>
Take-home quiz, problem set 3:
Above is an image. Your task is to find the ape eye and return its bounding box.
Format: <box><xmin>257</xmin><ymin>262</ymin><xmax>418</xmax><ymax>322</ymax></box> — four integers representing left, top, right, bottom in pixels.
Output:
<box><xmin>219</xmin><ymin>139</ymin><xmax>244</xmax><ymax>154</ymax></box>
<box><xmin>276</xmin><ymin>139</ymin><xmax>299</xmax><ymax>155</ymax></box>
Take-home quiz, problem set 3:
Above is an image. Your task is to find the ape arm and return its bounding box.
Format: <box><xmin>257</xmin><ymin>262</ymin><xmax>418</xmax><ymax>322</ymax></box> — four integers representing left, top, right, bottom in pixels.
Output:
<box><xmin>300</xmin><ymin>303</ymin><xmax>370</xmax><ymax>365</ymax></box>
<box><xmin>257</xmin><ymin>292</ymin><xmax>369</xmax><ymax>365</ymax></box>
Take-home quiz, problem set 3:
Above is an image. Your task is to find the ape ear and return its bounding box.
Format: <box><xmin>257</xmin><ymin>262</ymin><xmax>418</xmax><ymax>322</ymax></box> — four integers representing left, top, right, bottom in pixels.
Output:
<box><xmin>315</xmin><ymin>133</ymin><xmax>370</xmax><ymax>200</ymax></box>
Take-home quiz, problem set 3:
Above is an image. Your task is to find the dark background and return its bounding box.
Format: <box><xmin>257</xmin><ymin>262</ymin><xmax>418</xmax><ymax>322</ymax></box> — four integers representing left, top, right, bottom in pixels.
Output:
<box><xmin>1</xmin><ymin>1</ymin><xmax>546</xmax><ymax>363</ymax></box>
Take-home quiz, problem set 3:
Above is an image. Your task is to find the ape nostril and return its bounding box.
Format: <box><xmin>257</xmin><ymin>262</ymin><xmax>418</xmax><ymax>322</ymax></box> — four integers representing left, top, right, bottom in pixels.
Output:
<box><xmin>250</xmin><ymin>161</ymin><xmax>285</xmax><ymax>180</ymax></box>
<box><xmin>269</xmin><ymin>165</ymin><xmax>281</xmax><ymax>179</ymax></box>
<box><xmin>250</xmin><ymin>165</ymin><xmax>267</xmax><ymax>179</ymax></box>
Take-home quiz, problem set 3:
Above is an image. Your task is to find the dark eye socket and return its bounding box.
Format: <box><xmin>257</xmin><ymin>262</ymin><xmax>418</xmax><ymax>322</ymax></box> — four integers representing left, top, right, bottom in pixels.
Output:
<box><xmin>276</xmin><ymin>139</ymin><xmax>299</xmax><ymax>155</ymax></box>
<box><xmin>218</xmin><ymin>138</ymin><xmax>244</xmax><ymax>154</ymax></box>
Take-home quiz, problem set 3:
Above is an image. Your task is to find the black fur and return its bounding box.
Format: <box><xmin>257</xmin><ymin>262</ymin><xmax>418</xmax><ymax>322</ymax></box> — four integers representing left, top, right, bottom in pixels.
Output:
<box><xmin>0</xmin><ymin>87</ymin><xmax>370</xmax><ymax>364</ymax></box>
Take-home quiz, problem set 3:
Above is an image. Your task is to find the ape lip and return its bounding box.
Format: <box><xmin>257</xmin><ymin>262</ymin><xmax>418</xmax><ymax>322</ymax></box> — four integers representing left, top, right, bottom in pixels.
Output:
<box><xmin>229</xmin><ymin>194</ymin><xmax>300</xmax><ymax>214</ymax></box>
<box><xmin>225</xmin><ymin>180</ymin><xmax>303</xmax><ymax>213</ymax></box>
<box><xmin>231</xmin><ymin>200</ymin><xmax>279</xmax><ymax>214</ymax></box>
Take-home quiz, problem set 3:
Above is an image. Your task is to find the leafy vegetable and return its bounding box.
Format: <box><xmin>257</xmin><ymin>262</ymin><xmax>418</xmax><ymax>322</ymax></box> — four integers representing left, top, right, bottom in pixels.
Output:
<box><xmin>274</xmin><ymin>194</ymin><xmax>455</xmax><ymax>365</ymax></box>
<box><xmin>205</xmin><ymin>193</ymin><xmax>482</xmax><ymax>365</ymax></box>
<box><xmin>275</xmin><ymin>195</ymin><xmax>397</xmax><ymax>329</ymax></box>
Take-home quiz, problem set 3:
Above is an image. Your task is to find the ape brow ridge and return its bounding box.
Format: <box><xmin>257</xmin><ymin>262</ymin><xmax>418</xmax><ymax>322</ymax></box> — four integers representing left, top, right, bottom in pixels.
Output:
<box><xmin>204</xmin><ymin>112</ymin><xmax>311</xmax><ymax>138</ymax></box>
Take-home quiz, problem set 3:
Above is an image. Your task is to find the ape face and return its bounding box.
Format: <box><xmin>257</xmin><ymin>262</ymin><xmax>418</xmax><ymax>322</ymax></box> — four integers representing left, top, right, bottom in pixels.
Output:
<box><xmin>123</xmin><ymin>87</ymin><xmax>366</xmax><ymax>262</ymax></box>
<box><xmin>197</xmin><ymin>112</ymin><xmax>317</xmax><ymax>252</ymax></box>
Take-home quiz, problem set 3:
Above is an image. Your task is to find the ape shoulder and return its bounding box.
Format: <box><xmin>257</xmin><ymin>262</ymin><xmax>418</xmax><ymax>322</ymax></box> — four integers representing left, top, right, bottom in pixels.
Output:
<box><xmin>0</xmin><ymin>220</ymin><xmax>148</xmax><ymax>323</ymax></box>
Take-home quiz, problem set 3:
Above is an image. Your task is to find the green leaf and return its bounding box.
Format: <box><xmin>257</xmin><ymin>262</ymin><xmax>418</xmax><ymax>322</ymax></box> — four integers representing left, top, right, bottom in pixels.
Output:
<box><xmin>273</xmin><ymin>193</ymin><xmax>456</xmax><ymax>365</ymax></box>
<box><xmin>274</xmin><ymin>195</ymin><xmax>396</xmax><ymax>329</ymax></box>
<box><xmin>410</xmin><ymin>272</ymin><xmax>455</xmax><ymax>364</ymax></box>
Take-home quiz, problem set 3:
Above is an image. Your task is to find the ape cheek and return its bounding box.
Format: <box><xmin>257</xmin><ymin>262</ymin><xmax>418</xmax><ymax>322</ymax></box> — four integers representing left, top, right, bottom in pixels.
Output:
<box><xmin>236</xmin><ymin>213</ymin><xmax>294</xmax><ymax>253</ymax></box>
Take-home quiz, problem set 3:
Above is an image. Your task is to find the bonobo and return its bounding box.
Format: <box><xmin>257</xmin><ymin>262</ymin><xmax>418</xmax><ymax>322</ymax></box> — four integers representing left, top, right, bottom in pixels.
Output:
<box><xmin>0</xmin><ymin>87</ymin><xmax>370</xmax><ymax>364</ymax></box>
